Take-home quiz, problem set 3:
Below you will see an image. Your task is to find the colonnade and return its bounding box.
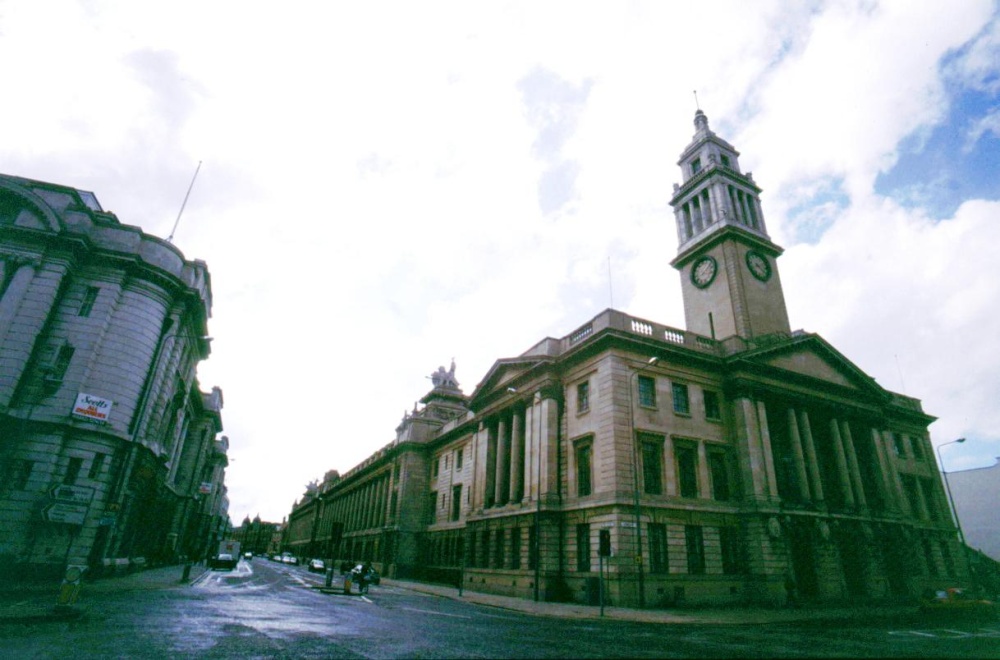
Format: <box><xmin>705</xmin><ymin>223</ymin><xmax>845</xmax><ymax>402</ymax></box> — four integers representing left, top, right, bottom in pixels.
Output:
<box><xmin>738</xmin><ymin>397</ymin><xmax>935</xmax><ymax>517</ymax></box>
<box><xmin>329</xmin><ymin>472</ymin><xmax>391</xmax><ymax>532</ymax></box>
<box><xmin>676</xmin><ymin>181</ymin><xmax>765</xmax><ymax>243</ymax></box>
<box><xmin>475</xmin><ymin>393</ymin><xmax>558</xmax><ymax>511</ymax></box>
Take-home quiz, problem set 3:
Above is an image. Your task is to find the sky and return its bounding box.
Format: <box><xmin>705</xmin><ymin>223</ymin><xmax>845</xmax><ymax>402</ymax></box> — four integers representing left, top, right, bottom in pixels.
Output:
<box><xmin>3</xmin><ymin>0</ymin><xmax>999</xmax><ymax>524</ymax></box>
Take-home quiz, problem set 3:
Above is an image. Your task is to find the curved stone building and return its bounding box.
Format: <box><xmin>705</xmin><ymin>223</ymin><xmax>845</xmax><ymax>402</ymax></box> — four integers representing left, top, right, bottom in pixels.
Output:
<box><xmin>0</xmin><ymin>174</ymin><xmax>227</xmax><ymax>580</ymax></box>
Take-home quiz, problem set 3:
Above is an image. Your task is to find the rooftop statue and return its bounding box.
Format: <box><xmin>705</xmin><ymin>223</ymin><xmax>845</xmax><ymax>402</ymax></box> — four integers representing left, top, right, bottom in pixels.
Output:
<box><xmin>430</xmin><ymin>358</ymin><xmax>459</xmax><ymax>389</ymax></box>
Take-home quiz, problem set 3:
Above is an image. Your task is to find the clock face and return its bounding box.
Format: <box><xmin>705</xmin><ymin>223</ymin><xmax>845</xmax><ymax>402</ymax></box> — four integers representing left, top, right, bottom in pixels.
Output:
<box><xmin>691</xmin><ymin>256</ymin><xmax>717</xmax><ymax>289</ymax></box>
<box><xmin>746</xmin><ymin>250</ymin><xmax>772</xmax><ymax>282</ymax></box>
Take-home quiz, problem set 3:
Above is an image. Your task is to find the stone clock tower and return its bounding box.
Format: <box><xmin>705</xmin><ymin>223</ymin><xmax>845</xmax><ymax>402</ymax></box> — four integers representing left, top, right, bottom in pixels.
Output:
<box><xmin>669</xmin><ymin>110</ymin><xmax>791</xmax><ymax>340</ymax></box>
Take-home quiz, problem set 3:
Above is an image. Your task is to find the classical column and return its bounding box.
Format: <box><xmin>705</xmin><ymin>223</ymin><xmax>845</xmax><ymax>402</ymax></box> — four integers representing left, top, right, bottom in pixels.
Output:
<box><xmin>798</xmin><ymin>410</ymin><xmax>824</xmax><ymax>502</ymax></box>
<box><xmin>869</xmin><ymin>429</ymin><xmax>899</xmax><ymax>512</ymax></box>
<box><xmin>841</xmin><ymin>421</ymin><xmax>868</xmax><ymax>509</ymax></box>
<box><xmin>696</xmin><ymin>440</ymin><xmax>712</xmax><ymax>499</ymax></box>
<box><xmin>484</xmin><ymin>421</ymin><xmax>498</xmax><ymax>507</ymax></box>
<box><xmin>829</xmin><ymin>419</ymin><xmax>855</xmax><ymax>508</ymax></box>
<box><xmin>787</xmin><ymin>408</ymin><xmax>810</xmax><ymax>501</ymax></box>
<box><xmin>737</xmin><ymin>398</ymin><xmax>765</xmax><ymax>497</ymax></box>
<box><xmin>756</xmin><ymin>401</ymin><xmax>779</xmax><ymax>498</ymax></box>
<box><xmin>495</xmin><ymin>415</ymin><xmax>510</xmax><ymax>506</ymax></box>
<box><xmin>509</xmin><ymin>407</ymin><xmax>524</xmax><ymax>503</ymax></box>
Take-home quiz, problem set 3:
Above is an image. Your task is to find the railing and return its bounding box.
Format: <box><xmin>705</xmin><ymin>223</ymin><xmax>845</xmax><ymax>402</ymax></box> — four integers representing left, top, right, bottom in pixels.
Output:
<box><xmin>561</xmin><ymin>310</ymin><xmax>717</xmax><ymax>355</ymax></box>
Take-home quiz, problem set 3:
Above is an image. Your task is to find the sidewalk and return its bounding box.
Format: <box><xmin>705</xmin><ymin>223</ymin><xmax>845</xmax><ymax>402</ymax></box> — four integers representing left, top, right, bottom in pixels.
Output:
<box><xmin>0</xmin><ymin>563</ymin><xmax>208</xmax><ymax>625</ymax></box>
<box><xmin>381</xmin><ymin>577</ymin><xmax>916</xmax><ymax>626</ymax></box>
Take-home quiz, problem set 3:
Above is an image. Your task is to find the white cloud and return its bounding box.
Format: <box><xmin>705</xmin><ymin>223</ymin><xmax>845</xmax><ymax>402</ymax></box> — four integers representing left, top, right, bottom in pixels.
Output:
<box><xmin>5</xmin><ymin>0</ymin><xmax>999</xmax><ymax>520</ymax></box>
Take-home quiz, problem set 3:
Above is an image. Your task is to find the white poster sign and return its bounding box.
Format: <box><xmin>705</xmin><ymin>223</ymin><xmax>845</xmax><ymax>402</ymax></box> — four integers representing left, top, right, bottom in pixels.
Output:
<box><xmin>72</xmin><ymin>392</ymin><xmax>113</xmax><ymax>422</ymax></box>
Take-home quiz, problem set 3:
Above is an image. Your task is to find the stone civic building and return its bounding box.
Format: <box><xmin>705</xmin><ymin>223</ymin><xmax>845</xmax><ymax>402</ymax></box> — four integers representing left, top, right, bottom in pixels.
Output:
<box><xmin>0</xmin><ymin>173</ymin><xmax>229</xmax><ymax>581</ymax></box>
<box><xmin>285</xmin><ymin>112</ymin><xmax>965</xmax><ymax>607</ymax></box>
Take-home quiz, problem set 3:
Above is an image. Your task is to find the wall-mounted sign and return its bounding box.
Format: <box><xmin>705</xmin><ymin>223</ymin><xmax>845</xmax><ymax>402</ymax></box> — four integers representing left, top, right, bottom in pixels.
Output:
<box><xmin>72</xmin><ymin>392</ymin><xmax>112</xmax><ymax>422</ymax></box>
<box><xmin>50</xmin><ymin>484</ymin><xmax>95</xmax><ymax>504</ymax></box>
<box><xmin>43</xmin><ymin>502</ymin><xmax>88</xmax><ymax>525</ymax></box>
<box><xmin>198</xmin><ymin>482</ymin><xmax>213</xmax><ymax>494</ymax></box>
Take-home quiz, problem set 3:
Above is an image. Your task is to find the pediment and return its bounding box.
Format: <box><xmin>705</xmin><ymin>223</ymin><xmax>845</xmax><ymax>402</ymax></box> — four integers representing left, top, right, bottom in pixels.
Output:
<box><xmin>468</xmin><ymin>356</ymin><xmax>553</xmax><ymax>409</ymax></box>
<box><xmin>735</xmin><ymin>333</ymin><xmax>882</xmax><ymax>396</ymax></box>
<box><xmin>760</xmin><ymin>349</ymin><xmax>856</xmax><ymax>389</ymax></box>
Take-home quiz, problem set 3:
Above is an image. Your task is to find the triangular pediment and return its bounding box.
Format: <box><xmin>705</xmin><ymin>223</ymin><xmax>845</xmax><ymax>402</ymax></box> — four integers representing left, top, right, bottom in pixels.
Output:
<box><xmin>468</xmin><ymin>355</ymin><xmax>553</xmax><ymax>409</ymax></box>
<box><xmin>761</xmin><ymin>349</ymin><xmax>856</xmax><ymax>388</ymax></box>
<box><xmin>733</xmin><ymin>332</ymin><xmax>883</xmax><ymax>396</ymax></box>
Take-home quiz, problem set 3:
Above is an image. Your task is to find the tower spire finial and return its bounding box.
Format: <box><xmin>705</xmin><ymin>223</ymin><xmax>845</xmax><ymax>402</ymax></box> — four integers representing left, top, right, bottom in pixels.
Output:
<box><xmin>693</xmin><ymin>89</ymin><xmax>700</xmax><ymax>110</ymax></box>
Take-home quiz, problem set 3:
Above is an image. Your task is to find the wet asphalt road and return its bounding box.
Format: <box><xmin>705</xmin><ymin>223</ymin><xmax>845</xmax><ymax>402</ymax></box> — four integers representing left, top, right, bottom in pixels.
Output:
<box><xmin>2</xmin><ymin>559</ymin><xmax>999</xmax><ymax>658</ymax></box>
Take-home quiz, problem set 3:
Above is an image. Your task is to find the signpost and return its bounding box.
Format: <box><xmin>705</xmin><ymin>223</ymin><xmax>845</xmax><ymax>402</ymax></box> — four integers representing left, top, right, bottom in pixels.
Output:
<box><xmin>44</xmin><ymin>484</ymin><xmax>94</xmax><ymax>525</ymax></box>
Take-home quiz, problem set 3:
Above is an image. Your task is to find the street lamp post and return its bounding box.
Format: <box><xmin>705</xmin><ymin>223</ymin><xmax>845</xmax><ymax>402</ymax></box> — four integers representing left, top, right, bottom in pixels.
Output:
<box><xmin>936</xmin><ymin>438</ymin><xmax>967</xmax><ymax>546</ymax></box>
<box><xmin>626</xmin><ymin>356</ymin><xmax>658</xmax><ymax>609</ymax></box>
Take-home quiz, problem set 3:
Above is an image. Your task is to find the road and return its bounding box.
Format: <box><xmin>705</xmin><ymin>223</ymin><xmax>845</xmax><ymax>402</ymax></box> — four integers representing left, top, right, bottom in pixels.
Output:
<box><xmin>1</xmin><ymin>559</ymin><xmax>998</xmax><ymax>658</ymax></box>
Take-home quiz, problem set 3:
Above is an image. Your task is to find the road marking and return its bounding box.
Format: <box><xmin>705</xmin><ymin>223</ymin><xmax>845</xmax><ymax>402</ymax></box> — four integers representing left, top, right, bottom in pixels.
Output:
<box><xmin>398</xmin><ymin>607</ymin><xmax>471</xmax><ymax>619</ymax></box>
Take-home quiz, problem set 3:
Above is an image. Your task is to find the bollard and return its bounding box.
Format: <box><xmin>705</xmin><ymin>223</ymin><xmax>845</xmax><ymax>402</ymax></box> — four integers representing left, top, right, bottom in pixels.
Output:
<box><xmin>343</xmin><ymin>574</ymin><xmax>352</xmax><ymax>594</ymax></box>
<box><xmin>181</xmin><ymin>561</ymin><xmax>192</xmax><ymax>582</ymax></box>
<box><xmin>56</xmin><ymin>566</ymin><xmax>83</xmax><ymax>608</ymax></box>
<box><xmin>325</xmin><ymin>567</ymin><xmax>334</xmax><ymax>588</ymax></box>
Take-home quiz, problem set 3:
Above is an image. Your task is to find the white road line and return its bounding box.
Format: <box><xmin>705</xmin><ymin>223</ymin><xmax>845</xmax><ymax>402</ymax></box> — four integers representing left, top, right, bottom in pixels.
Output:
<box><xmin>398</xmin><ymin>607</ymin><xmax>471</xmax><ymax>619</ymax></box>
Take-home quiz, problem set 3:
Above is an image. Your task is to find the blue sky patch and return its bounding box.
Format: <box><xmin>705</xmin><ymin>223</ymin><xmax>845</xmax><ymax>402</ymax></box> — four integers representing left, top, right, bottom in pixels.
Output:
<box><xmin>785</xmin><ymin>177</ymin><xmax>850</xmax><ymax>244</ymax></box>
<box><xmin>875</xmin><ymin>87</ymin><xmax>1000</xmax><ymax>219</ymax></box>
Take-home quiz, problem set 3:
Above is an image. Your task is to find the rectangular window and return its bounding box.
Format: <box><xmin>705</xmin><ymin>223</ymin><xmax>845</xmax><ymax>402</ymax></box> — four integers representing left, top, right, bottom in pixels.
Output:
<box><xmin>641</xmin><ymin>438</ymin><xmax>664</xmax><ymax>495</ymax></box>
<box><xmin>432</xmin><ymin>458</ymin><xmax>439</xmax><ymax>478</ymax></box>
<box><xmin>481</xmin><ymin>530</ymin><xmax>490</xmax><ymax>568</ymax></box>
<box><xmin>575</xmin><ymin>441</ymin><xmax>592</xmax><ymax>497</ymax></box>
<box><xmin>78</xmin><ymin>286</ymin><xmax>99</xmax><ymax>317</ymax></box>
<box><xmin>892</xmin><ymin>433</ymin><xmax>906</xmax><ymax>458</ymax></box>
<box><xmin>455</xmin><ymin>448</ymin><xmax>464</xmax><ymax>471</ymax></box>
<box><xmin>511</xmin><ymin>527</ymin><xmax>521</xmax><ymax>569</ymax></box>
<box><xmin>494</xmin><ymin>529</ymin><xmax>505</xmax><ymax>569</ymax></box>
<box><xmin>691</xmin><ymin>158</ymin><xmax>702</xmax><ymax>174</ymax></box>
<box><xmin>88</xmin><ymin>453</ymin><xmax>106</xmax><ymax>479</ymax></box>
<box><xmin>720</xmin><ymin>155</ymin><xmax>731</xmax><ymax>168</ymax></box>
<box><xmin>703</xmin><ymin>390</ymin><xmax>721</xmax><ymax>420</ymax></box>
<box><xmin>428</xmin><ymin>491</ymin><xmax>438</xmax><ymax>523</ymax></box>
<box><xmin>672</xmin><ymin>382</ymin><xmax>690</xmax><ymax>415</ymax></box>
<box><xmin>64</xmin><ymin>457</ymin><xmax>83</xmax><ymax>485</ymax></box>
<box><xmin>5</xmin><ymin>459</ymin><xmax>33</xmax><ymax>490</ymax></box>
<box><xmin>910</xmin><ymin>436</ymin><xmax>925</xmax><ymax>461</ymax></box>
<box><xmin>940</xmin><ymin>541</ymin><xmax>954</xmax><ymax>578</ymax></box>
<box><xmin>649</xmin><ymin>523</ymin><xmax>668</xmax><ymax>574</ymax></box>
<box><xmin>451</xmin><ymin>485</ymin><xmax>462</xmax><ymax>521</ymax></box>
<box><xmin>708</xmin><ymin>451</ymin><xmax>731</xmax><ymax>501</ymax></box>
<box><xmin>676</xmin><ymin>444</ymin><xmax>699</xmax><ymax>498</ymax></box>
<box><xmin>685</xmin><ymin>525</ymin><xmax>705</xmax><ymax>575</ymax></box>
<box><xmin>576</xmin><ymin>381</ymin><xmax>590</xmax><ymax>413</ymax></box>
<box><xmin>637</xmin><ymin>375</ymin><xmax>656</xmax><ymax>408</ymax></box>
<box><xmin>720</xmin><ymin>527</ymin><xmax>742</xmax><ymax>575</ymax></box>
<box><xmin>389</xmin><ymin>491</ymin><xmax>398</xmax><ymax>520</ymax></box>
<box><xmin>528</xmin><ymin>526</ymin><xmax>537</xmax><ymax>570</ymax></box>
<box><xmin>576</xmin><ymin>523</ymin><xmax>591</xmax><ymax>572</ymax></box>
<box><xmin>46</xmin><ymin>344</ymin><xmax>75</xmax><ymax>382</ymax></box>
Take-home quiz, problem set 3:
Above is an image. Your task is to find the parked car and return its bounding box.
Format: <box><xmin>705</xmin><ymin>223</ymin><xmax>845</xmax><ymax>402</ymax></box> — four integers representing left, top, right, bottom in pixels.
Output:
<box><xmin>243</xmin><ymin>552</ymin><xmax>253</xmax><ymax>561</ymax></box>
<box><xmin>281</xmin><ymin>553</ymin><xmax>298</xmax><ymax>565</ymax></box>
<box><xmin>210</xmin><ymin>553</ymin><xmax>238</xmax><ymax>570</ymax></box>
<box><xmin>919</xmin><ymin>588</ymin><xmax>998</xmax><ymax>619</ymax></box>
<box><xmin>308</xmin><ymin>559</ymin><xmax>326</xmax><ymax>574</ymax></box>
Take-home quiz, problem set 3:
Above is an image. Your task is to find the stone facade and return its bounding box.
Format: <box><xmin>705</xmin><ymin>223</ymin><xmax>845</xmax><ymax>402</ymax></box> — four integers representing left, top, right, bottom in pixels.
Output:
<box><xmin>0</xmin><ymin>173</ymin><xmax>227</xmax><ymax>581</ymax></box>
<box><xmin>283</xmin><ymin>113</ymin><xmax>965</xmax><ymax>607</ymax></box>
